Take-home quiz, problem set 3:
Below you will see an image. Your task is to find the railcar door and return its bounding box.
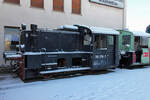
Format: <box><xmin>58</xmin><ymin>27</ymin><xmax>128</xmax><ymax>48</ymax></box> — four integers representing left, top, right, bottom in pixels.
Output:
<box><xmin>92</xmin><ymin>35</ymin><xmax>108</xmax><ymax>69</ymax></box>
<box><xmin>107</xmin><ymin>35</ymin><xmax>116</xmax><ymax>66</ymax></box>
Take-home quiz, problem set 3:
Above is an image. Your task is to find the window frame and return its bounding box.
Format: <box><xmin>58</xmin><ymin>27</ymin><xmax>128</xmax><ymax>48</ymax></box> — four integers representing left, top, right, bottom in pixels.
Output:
<box><xmin>31</xmin><ymin>0</ymin><xmax>44</xmax><ymax>9</ymax></box>
<box><xmin>72</xmin><ymin>0</ymin><xmax>81</xmax><ymax>15</ymax></box>
<box><xmin>122</xmin><ymin>35</ymin><xmax>131</xmax><ymax>46</ymax></box>
<box><xmin>53</xmin><ymin>0</ymin><xmax>64</xmax><ymax>12</ymax></box>
<box><xmin>94</xmin><ymin>35</ymin><xmax>107</xmax><ymax>50</ymax></box>
<box><xmin>4</xmin><ymin>0</ymin><xmax>20</xmax><ymax>5</ymax></box>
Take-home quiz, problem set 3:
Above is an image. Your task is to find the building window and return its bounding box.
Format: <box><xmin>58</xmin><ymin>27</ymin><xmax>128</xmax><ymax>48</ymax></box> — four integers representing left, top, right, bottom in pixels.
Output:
<box><xmin>72</xmin><ymin>0</ymin><xmax>81</xmax><ymax>14</ymax></box>
<box><xmin>4</xmin><ymin>27</ymin><xmax>20</xmax><ymax>51</ymax></box>
<box><xmin>4</xmin><ymin>0</ymin><xmax>20</xmax><ymax>4</ymax></box>
<box><xmin>53</xmin><ymin>0</ymin><xmax>64</xmax><ymax>12</ymax></box>
<box><xmin>31</xmin><ymin>0</ymin><xmax>44</xmax><ymax>8</ymax></box>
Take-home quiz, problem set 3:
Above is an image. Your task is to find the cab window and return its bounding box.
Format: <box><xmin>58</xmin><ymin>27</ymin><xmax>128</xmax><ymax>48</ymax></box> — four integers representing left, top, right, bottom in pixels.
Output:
<box><xmin>122</xmin><ymin>35</ymin><xmax>131</xmax><ymax>46</ymax></box>
<box><xmin>108</xmin><ymin>36</ymin><xmax>114</xmax><ymax>45</ymax></box>
<box><xmin>94</xmin><ymin>35</ymin><xmax>107</xmax><ymax>49</ymax></box>
<box><xmin>84</xmin><ymin>34</ymin><xmax>92</xmax><ymax>46</ymax></box>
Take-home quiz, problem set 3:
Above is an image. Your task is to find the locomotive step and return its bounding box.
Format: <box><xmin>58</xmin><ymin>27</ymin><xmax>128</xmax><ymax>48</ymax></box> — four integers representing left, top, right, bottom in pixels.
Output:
<box><xmin>40</xmin><ymin>67</ymin><xmax>91</xmax><ymax>74</ymax></box>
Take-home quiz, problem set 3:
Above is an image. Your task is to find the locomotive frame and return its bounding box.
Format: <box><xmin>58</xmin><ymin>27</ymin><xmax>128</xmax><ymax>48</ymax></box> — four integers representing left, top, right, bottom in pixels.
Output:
<box><xmin>5</xmin><ymin>24</ymin><xmax>150</xmax><ymax>80</ymax></box>
<box><xmin>4</xmin><ymin>24</ymin><xmax>120</xmax><ymax>80</ymax></box>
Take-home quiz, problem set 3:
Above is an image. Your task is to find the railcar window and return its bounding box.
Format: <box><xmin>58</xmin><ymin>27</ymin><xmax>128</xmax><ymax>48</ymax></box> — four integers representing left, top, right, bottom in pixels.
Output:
<box><xmin>134</xmin><ymin>37</ymin><xmax>140</xmax><ymax>50</ymax></box>
<box><xmin>122</xmin><ymin>35</ymin><xmax>131</xmax><ymax>46</ymax></box>
<box><xmin>4</xmin><ymin>27</ymin><xmax>20</xmax><ymax>51</ymax></box>
<box><xmin>135</xmin><ymin>37</ymin><xmax>148</xmax><ymax>49</ymax></box>
<box><xmin>94</xmin><ymin>35</ymin><xmax>107</xmax><ymax>49</ymax></box>
<box><xmin>101</xmin><ymin>35</ymin><xmax>107</xmax><ymax>48</ymax></box>
<box><xmin>141</xmin><ymin>37</ymin><xmax>148</xmax><ymax>46</ymax></box>
<box><xmin>108</xmin><ymin>36</ymin><xmax>114</xmax><ymax>45</ymax></box>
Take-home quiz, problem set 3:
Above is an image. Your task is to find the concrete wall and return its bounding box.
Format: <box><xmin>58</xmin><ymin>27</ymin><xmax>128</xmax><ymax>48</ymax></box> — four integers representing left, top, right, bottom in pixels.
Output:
<box><xmin>0</xmin><ymin>0</ymin><xmax>126</xmax><ymax>65</ymax></box>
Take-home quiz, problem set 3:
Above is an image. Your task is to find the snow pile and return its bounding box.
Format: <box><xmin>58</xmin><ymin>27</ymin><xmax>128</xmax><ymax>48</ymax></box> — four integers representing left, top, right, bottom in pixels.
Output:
<box><xmin>1</xmin><ymin>67</ymin><xmax>150</xmax><ymax>100</ymax></box>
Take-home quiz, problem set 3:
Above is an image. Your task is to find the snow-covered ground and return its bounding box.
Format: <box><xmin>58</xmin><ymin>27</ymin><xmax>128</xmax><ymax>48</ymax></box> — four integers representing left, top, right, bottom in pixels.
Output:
<box><xmin>1</xmin><ymin>67</ymin><xmax>150</xmax><ymax>100</ymax></box>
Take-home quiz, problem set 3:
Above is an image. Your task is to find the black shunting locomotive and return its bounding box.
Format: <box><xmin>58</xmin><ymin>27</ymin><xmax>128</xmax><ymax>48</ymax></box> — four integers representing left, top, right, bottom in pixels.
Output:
<box><xmin>4</xmin><ymin>24</ymin><xmax>120</xmax><ymax>80</ymax></box>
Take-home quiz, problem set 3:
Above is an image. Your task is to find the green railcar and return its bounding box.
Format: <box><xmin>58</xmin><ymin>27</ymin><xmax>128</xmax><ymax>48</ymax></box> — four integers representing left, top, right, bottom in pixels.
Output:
<box><xmin>119</xmin><ymin>30</ymin><xmax>134</xmax><ymax>53</ymax></box>
<box><xmin>118</xmin><ymin>30</ymin><xmax>150</xmax><ymax>67</ymax></box>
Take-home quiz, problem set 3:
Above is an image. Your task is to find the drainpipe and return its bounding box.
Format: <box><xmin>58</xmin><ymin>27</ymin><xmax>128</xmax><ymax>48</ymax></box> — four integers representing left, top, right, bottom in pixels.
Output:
<box><xmin>123</xmin><ymin>0</ymin><xmax>126</xmax><ymax>29</ymax></box>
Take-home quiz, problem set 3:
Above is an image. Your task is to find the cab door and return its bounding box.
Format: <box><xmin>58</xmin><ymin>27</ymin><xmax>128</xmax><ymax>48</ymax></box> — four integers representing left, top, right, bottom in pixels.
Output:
<box><xmin>92</xmin><ymin>35</ymin><xmax>108</xmax><ymax>70</ymax></box>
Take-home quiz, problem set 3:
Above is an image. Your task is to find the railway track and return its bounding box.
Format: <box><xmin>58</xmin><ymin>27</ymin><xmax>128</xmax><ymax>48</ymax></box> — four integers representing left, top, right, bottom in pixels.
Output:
<box><xmin>1</xmin><ymin>65</ymin><xmax>149</xmax><ymax>82</ymax></box>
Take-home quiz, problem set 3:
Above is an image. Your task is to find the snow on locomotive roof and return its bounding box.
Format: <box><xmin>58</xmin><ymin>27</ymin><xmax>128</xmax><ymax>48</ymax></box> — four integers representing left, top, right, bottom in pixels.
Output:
<box><xmin>132</xmin><ymin>31</ymin><xmax>150</xmax><ymax>37</ymax></box>
<box><xmin>59</xmin><ymin>25</ymin><xmax>119</xmax><ymax>35</ymax></box>
<box><xmin>58</xmin><ymin>25</ymin><xmax>78</xmax><ymax>30</ymax></box>
<box><xmin>90</xmin><ymin>27</ymin><xmax>119</xmax><ymax>35</ymax></box>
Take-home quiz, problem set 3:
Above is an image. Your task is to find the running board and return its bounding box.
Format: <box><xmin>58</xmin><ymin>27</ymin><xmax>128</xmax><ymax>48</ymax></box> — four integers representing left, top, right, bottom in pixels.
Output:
<box><xmin>41</xmin><ymin>63</ymin><xmax>57</xmax><ymax>66</ymax></box>
<box><xmin>40</xmin><ymin>67</ymin><xmax>91</xmax><ymax>74</ymax></box>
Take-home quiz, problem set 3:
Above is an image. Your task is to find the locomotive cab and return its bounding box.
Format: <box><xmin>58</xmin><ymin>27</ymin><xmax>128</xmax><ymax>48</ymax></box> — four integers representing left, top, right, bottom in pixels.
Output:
<box><xmin>4</xmin><ymin>24</ymin><xmax>120</xmax><ymax>80</ymax></box>
<box><xmin>90</xmin><ymin>27</ymin><xmax>119</xmax><ymax>70</ymax></box>
<box><xmin>118</xmin><ymin>30</ymin><xmax>134</xmax><ymax>67</ymax></box>
<box><xmin>76</xmin><ymin>25</ymin><xmax>120</xmax><ymax>70</ymax></box>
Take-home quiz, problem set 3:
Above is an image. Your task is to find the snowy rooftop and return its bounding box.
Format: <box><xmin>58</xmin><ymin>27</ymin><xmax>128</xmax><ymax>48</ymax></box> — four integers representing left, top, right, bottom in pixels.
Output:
<box><xmin>90</xmin><ymin>26</ymin><xmax>119</xmax><ymax>35</ymax></box>
<box><xmin>132</xmin><ymin>31</ymin><xmax>150</xmax><ymax>37</ymax></box>
<box><xmin>58</xmin><ymin>25</ymin><xmax>78</xmax><ymax>30</ymax></box>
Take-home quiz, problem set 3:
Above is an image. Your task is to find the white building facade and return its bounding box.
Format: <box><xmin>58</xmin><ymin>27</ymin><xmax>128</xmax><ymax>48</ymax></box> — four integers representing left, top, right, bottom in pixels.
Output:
<box><xmin>0</xmin><ymin>0</ymin><xmax>126</xmax><ymax>65</ymax></box>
